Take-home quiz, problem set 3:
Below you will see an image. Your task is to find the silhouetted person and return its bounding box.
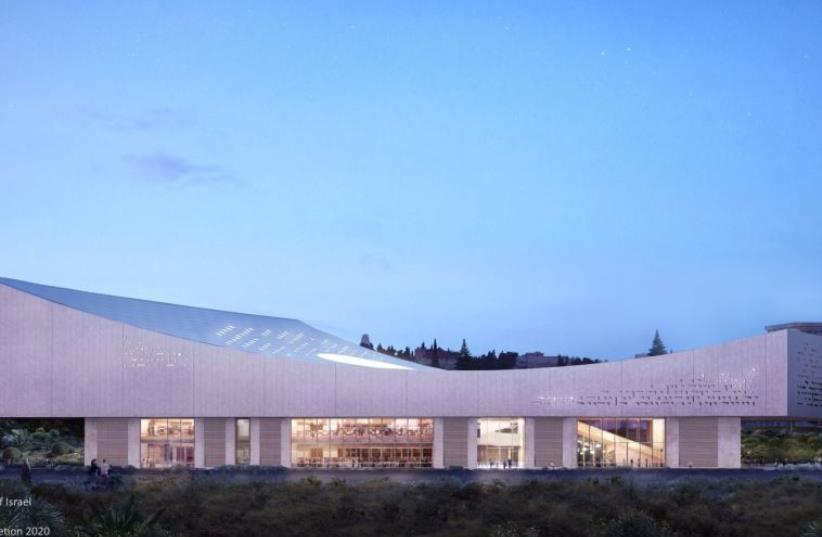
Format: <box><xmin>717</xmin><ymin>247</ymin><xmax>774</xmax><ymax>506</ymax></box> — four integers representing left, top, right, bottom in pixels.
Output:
<box><xmin>88</xmin><ymin>458</ymin><xmax>99</xmax><ymax>477</ymax></box>
<box><xmin>21</xmin><ymin>458</ymin><xmax>31</xmax><ymax>484</ymax></box>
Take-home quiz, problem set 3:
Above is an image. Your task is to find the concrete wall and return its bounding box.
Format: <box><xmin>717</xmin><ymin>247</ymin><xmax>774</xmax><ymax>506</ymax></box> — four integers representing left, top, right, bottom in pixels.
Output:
<box><xmin>676</xmin><ymin>417</ymin><xmax>740</xmax><ymax>468</ymax></box>
<box><xmin>679</xmin><ymin>418</ymin><xmax>719</xmax><ymax>467</ymax></box>
<box><xmin>442</xmin><ymin>418</ymin><xmax>470</xmax><ymax>467</ymax></box>
<box><xmin>717</xmin><ymin>417</ymin><xmax>742</xmax><ymax>469</ymax></box>
<box><xmin>87</xmin><ymin>418</ymin><xmax>129</xmax><ymax>467</ymax></box>
<box><xmin>258</xmin><ymin>418</ymin><xmax>284</xmax><ymax>466</ymax></box>
<box><xmin>676</xmin><ymin>417</ymin><xmax>741</xmax><ymax>469</ymax></box>
<box><xmin>0</xmin><ymin>284</ymin><xmax>801</xmax><ymax>420</ymax></box>
<box><xmin>203</xmin><ymin>418</ymin><xmax>228</xmax><ymax>468</ymax></box>
<box><xmin>532</xmin><ymin>418</ymin><xmax>565</xmax><ymax>468</ymax></box>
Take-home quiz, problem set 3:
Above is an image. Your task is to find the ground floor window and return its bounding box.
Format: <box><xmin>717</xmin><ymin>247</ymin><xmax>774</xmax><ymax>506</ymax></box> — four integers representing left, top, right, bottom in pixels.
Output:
<box><xmin>477</xmin><ymin>418</ymin><xmax>524</xmax><ymax>469</ymax></box>
<box><xmin>236</xmin><ymin>418</ymin><xmax>251</xmax><ymax>465</ymax></box>
<box><xmin>577</xmin><ymin>418</ymin><xmax>665</xmax><ymax>468</ymax></box>
<box><xmin>291</xmin><ymin>418</ymin><xmax>433</xmax><ymax>468</ymax></box>
<box><xmin>140</xmin><ymin>418</ymin><xmax>195</xmax><ymax>469</ymax></box>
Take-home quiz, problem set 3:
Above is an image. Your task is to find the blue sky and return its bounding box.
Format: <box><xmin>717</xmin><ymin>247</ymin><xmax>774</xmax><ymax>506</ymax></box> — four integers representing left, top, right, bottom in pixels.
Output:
<box><xmin>1</xmin><ymin>2</ymin><xmax>820</xmax><ymax>360</ymax></box>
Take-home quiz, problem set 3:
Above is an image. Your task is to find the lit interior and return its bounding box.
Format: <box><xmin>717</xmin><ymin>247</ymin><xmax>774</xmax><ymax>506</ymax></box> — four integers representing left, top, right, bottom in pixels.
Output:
<box><xmin>316</xmin><ymin>352</ymin><xmax>413</xmax><ymax>370</ymax></box>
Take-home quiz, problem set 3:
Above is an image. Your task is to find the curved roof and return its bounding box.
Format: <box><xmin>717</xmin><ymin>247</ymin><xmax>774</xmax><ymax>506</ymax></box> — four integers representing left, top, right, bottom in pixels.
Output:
<box><xmin>0</xmin><ymin>277</ymin><xmax>428</xmax><ymax>371</ymax></box>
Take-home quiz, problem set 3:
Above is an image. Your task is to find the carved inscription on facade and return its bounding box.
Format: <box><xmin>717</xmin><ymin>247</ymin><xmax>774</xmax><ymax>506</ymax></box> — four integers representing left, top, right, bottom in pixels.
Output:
<box><xmin>534</xmin><ymin>368</ymin><xmax>761</xmax><ymax>409</ymax></box>
<box><xmin>126</xmin><ymin>345</ymin><xmax>186</xmax><ymax>368</ymax></box>
<box><xmin>795</xmin><ymin>342</ymin><xmax>822</xmax><ymax>409</ymax></box>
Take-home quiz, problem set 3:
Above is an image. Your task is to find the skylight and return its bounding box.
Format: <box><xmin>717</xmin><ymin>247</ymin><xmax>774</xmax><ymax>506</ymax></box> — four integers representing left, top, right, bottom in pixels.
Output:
<box><xmin>316</xmin><ymin>352</ymin><xmax>413</xmax><ymax>370</ymax></box>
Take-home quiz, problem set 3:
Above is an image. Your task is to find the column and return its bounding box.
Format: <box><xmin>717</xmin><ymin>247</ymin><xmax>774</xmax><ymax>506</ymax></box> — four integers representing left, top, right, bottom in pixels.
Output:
<box><xmin>665</xmin><ymin>418</ymin><xmax>680</xmax><ymax>469</ymax></box>
<box><xmin>432</xmin><ymin>418</ymin><xmax>445</xmax><ymax>469</ymax></box>
<box><xmin>280</xmin><ymin>419</ymin><xmax>292</xmax><ymax>467</ymax></box>
<box><xmin>466</xmin><ymin>418</ymin><xmax>478</xmax><ymax>469</ymax></box>
<box><xmin>523</xmin><ymin>418</ymin><xmax>536</xmax><ymax>469</ymax></box>
<box><xmin>561</xmin><ymin>418</ymin><xmax>578</xmax><ymax>468</ymax></box>
<box><xmin>84</xmin><ymin>418</ymin><xmax>98</xmax><ymax>466</ymax></box>
<box><xmin>717</xmin><ymin>417</ymin><xmax>741</xmax><ymax>468</ymax></box>
<box><xmin>250</xmin><ymin>418</ymin><xmax>261</xmax><ymax>465</ymax></box>
<box><xmin>194</xmin><ymin>418</ymin><xmax>206</xmax><ymax>468</ymax></box>
<box><xmin>225</xmin><ymin>418</ymin><xmax>237</xmax><ymax>466</ymax></box>
<box><xmin>127</xmin><ymin>418</ymin><xmax>140</xmax><ymax>468</ymax></box>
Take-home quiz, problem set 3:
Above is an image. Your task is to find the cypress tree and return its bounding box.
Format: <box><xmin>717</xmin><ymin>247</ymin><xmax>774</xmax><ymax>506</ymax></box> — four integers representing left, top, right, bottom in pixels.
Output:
<box><xmin>457</xmin><ymin>338</ymin><xmax>472</xmax><ymax>370</ymax></box>
<box><xmin>648</xmin><ymin>330</ymin><xmax>669</xmax><ymax>356</ymax></box>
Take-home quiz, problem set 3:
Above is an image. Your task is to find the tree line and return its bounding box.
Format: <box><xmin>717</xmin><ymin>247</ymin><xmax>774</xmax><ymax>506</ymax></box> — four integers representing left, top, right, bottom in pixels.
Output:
<box><xmin>361</xmin><ymin>330</ymin><xmax>671</xmax><ymax>369</ymax></box>
<box><xmin>361</xmin><ymin>336</ymin><xmax>602</xmax><ymax>370</ymax></box>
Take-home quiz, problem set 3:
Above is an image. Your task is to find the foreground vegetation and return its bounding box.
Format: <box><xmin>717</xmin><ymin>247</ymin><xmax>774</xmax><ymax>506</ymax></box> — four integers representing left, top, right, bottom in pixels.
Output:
<box><xmin>0</xmin><ymin>420</ymin><xmax>84</xmax><ymax>467</ymax></box>
<box><xmin>742</xmin><ymin>427</ymin><xmax>822</xmax><ymax>464</ymax></box>
<box><xmin>1</xmin><ymin>473</ymin><xmax>822</xmax><ymax>537</ymax></box>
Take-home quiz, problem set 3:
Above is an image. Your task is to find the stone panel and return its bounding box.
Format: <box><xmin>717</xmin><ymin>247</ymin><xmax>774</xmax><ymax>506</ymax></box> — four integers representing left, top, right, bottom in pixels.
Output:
<box><xmin>678</xmin><ymin>417</ymin><xmax>718</xmax><ymax>468</ymax></box>
<box><xmin>442</xmin><ymin>418</ymin><xmax>469</xmax><ymax>467</ymax></box>
<box><xmin>259</xmin><ymin>418</ymin><xmax>283</xmax><ymax>466</ymax></box>
<box><xmin>532</xmin><ymin>418</ymin><xmax>565</xmax><ymax>468</ymax></box>
<box><xmin>203</xmin><ymin>418</ymin><xmax>227</xmax><ymax>468</ymax></box>
<box><xmin>94</xmin><ymin>418</ymin><xmax>129</xmax><ymax>466</ymax></box>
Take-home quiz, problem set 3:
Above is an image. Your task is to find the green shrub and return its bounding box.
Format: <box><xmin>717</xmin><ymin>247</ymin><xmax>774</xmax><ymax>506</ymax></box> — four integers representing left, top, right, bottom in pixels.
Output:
<box><xmin>604</xmin><ymin>511</ymin><xmax>672</xmax><ymax>537</ymax></box>
<box><xmin>51</xmin><ymin>441</ymin><xmax>73</xmax><ymax>456</ymax></box>
<box><xmin>490</xmin><ymin>521</ymin><xmax>539</xmax><ymax>537</ymax></box>
<box><xmin>31</xmin><ymin>431</ymin><xmax>52</xmax><ymax>444</ymax></box>
<box><xmin>52</xmin><ymin>453</ymin><xmax>84</xmax><ymax>466</ymax></box>
<box><xmin>2</xmin><ymin>446</ymin><xmax>21</xmax><ymax>464</ymax></box>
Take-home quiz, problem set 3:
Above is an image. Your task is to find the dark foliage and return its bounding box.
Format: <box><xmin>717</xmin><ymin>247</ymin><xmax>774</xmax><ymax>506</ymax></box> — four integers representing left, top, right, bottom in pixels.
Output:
<box><xmin>742</xmin><ymin>427</ymin><xmax>822</xmax><ymax>464</ymax></box>
<box><xmin>648</xmin><ymin>330</ymin><xmax>668</xmax><ymax>356</ymax></box>
<box><xmin>18</xmin><ymin>474</ymin><xmax>822</xmax><ymax>537</ymax></box>
<box><xmin>372</xmin><ymin>337</ymin><xmax>602</xmax><ymax>370</ymax></box>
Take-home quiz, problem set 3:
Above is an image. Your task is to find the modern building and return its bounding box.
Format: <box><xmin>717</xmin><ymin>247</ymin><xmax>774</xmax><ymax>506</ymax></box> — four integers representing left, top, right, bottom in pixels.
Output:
<box><xmin>1</xmin><ymin>277</ymin><xmax>820</xmax><ymax>470</ymax></box>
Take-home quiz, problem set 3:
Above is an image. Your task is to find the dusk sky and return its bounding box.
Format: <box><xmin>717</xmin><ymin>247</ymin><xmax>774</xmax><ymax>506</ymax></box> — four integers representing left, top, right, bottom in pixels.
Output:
<box><xmin>1</xmin><ymin>2</ymin><xmax>820</xmax><ymax>361</ymax></box>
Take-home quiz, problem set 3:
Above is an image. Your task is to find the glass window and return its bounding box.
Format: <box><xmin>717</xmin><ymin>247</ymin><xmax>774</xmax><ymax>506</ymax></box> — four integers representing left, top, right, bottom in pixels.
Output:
<box><xmin>236</xmin><ymin>418</ymin><xmax>251</xmax><ymax>465</ymax></box>
<box><xmin>291</xmin><ymin>418</ymin><xmax>433</xmax><ymax>468</ymax></box>
<box><xmin>140</xmin><ymin>418</ymin><xmax>195</xmax><ymax>469</ymax></box>
<box><xmin>477</xmin><ymin>418</ymin><xmax>525</xmax><ymax>469</ymax></box>
<box><xmin>577</xmin><ymin>418</ymin><xmax>665</xmax><ymax>468</ymax></box>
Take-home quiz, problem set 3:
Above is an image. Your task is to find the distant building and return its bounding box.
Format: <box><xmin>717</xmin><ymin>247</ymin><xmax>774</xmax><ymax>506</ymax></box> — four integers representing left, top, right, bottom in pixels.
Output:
<box><xmin>515</xmin><ymin>352</ymin><xmax>560</xmax><ymax>369</ymax></box>
<box><xmin>414</xmin><ymin>347</ymin><xmax>460</xmax><ymax>369</ymax></box>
